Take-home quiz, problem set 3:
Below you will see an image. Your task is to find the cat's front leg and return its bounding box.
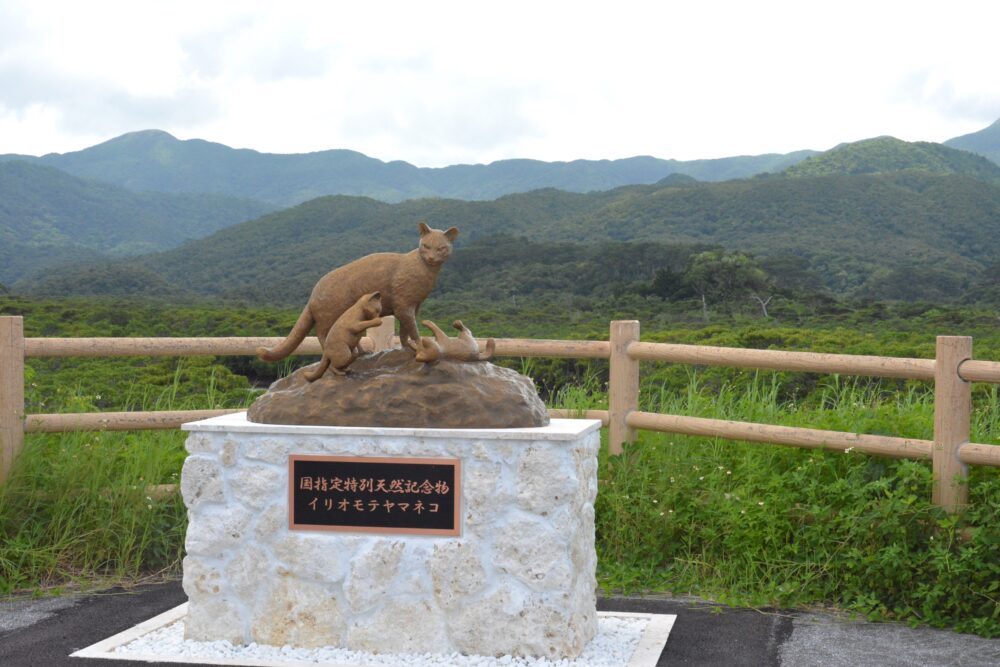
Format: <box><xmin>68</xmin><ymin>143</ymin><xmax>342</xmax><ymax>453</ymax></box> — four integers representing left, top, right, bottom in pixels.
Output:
<box><xmin>350</xmin><ymin>318</ymin><xmax>383</xmax><ymax>335</ymax></box>
<box><xmin>397</xmin><ymin>309</ymin><xmax>419</xmax><ymax>351</ymax></box>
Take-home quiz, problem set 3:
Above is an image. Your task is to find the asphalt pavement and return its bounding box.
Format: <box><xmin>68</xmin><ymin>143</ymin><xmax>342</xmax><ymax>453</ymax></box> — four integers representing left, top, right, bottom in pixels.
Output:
<box><xmin>1</xmin><ymin>581</ymin><xmax>999</xmax><ymax>666</ymax></box>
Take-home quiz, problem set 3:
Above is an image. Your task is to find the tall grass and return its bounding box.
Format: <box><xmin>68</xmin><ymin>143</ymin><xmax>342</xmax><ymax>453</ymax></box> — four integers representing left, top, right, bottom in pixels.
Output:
<box><xmin>0</xmin><ymin>429</ymin><xmax>188</xmax><ymax>594</ymax></box>
<box><xmin>3</xmin><ymin>365</ymin><xmax>999</xmax><ymax>636</ymax></box>
<box><xmin>592</xmin><ymin>371</ymin><xmax>1000</xmax><ymax>636</ymax></box>
<box><xmin>0</xmin><ymin>366</ymin><xmax>250</xmax><ymax>594</ymax></box>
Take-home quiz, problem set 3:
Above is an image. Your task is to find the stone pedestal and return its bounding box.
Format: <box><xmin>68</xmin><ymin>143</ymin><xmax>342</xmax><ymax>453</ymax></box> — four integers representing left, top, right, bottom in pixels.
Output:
<box><xmin>180</xmin><ymin>413</ymin><xmax>601</xmax><ymax>659</ymax></box>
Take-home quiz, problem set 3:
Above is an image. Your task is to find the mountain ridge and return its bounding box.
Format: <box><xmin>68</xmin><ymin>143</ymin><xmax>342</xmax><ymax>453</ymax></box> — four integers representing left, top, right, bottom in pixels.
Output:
<box><xmin>8</xmin><ymin>121</ymin><xmax>1000</xmax><ymax>300</ymax></box>
<box><xmin>0</xmin><ymin>129</ymin><xmax>819</xmax><ymax>206</ymax></box>
<box><xmin>0</xmin><ymin>160</ymin><xmax>275</xmax><ymax>284</ymax></box>
<box><xmin>944</xmin><ymin>118</ymin><xmax>1000</xmax><ymax>165</ymax></box>
<box><xmin>783</xmin><ymin>136</ymin><xmax>1000</xmax><ymax>182</ymax></box>
<box><xmin>18</xmin><ymin>170</ymin><xmax>1000</xmax><ymax>304</ymax></box>
<box><xmin>5</xmin><ymin>119</ymin><xmax>998</xmax><ymax>209</ymax></box>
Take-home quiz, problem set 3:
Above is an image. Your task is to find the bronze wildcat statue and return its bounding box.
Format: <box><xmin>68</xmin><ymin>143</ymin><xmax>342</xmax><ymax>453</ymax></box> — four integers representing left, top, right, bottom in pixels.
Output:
<box><xmin>409</xmin><ymin>319</ymin><xmax>495</xmax><ymax>363</ymax></box>
<box><xmin>303</xmin><ymin>292</ymin><xmax>383</xmax><ymax>381</ymax></box>
<box><xmin>257</xmin><ymin>222</ymin><xmax>458</xmax><ymax>362</ymax></box>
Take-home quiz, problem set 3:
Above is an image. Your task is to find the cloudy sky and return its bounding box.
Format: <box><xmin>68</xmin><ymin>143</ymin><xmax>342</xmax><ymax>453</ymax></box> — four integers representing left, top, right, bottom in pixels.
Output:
<box><xmin>1</xmin><ymin>0</ymin><xmax>997</xmax><ymax>166</ymax></box>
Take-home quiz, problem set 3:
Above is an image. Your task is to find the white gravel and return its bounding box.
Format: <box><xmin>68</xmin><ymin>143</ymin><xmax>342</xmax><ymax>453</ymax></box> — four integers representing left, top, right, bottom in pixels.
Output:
<box><xmin>112</xmin><ymin>616</ymin><xmax>648</xmax><ymax>667</ymax></box>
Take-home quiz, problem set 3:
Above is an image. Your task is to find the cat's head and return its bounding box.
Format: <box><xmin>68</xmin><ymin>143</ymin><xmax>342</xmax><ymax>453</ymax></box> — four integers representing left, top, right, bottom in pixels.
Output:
<box><xmin>417</xmin><ymin>222</ymin><xmax>458</xmax><ymax>267</ymax></box>
<box><xmin>362</xmin><ymin>291</ymin><xmax>382</xmax><ymax>318</ymax></box>
<box><xmin>408</xmin><ymin>335</ymin><xmax>440</xmax><ymax>363</ymax></box>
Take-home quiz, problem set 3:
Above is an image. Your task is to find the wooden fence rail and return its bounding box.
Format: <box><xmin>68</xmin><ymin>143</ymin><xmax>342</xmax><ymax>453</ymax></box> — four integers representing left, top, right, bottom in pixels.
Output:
<box><xmin>3</xmin><ymin>315</ymin><xmax>1000</xmax><ymax>513</ymax></box>
<box><xmin>626</xmin><ymin>341</ymin><xmax>936</xmax><ymax>380</ymax></box>
<box><xmin>24</xmin><ymin>335</ymin><xmax>611</xmax><ymax>360</ymax></box>
<box><xmin>625</xmin><ymin>411</ymin><xmax>935</xmax><ymax>460</ymax></box>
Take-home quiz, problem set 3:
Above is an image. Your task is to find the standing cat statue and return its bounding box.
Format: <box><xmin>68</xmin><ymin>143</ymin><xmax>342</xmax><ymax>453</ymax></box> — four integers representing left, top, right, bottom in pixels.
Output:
<box><xmin>409</xmin><ymin>319</ymin><xmax>496</xmax><ymax>363</ymax></box>
<box><xmin>257</xmin><ymin>222</ymin><xmax>458</xmax><ymax>362</ymax></box>
<box><xmin>304</xmin><ymin>292</ymin><xmax>382</xmax><ymax>381</ymax></box>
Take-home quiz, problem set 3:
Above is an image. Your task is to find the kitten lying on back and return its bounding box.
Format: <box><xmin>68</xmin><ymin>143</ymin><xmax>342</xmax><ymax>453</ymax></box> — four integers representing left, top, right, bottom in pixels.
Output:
<box><xmin>257</xmin><ymin>222</ymin><xmax>458</xmax><ymax>363</ymax></box>
<box><xmin>409</xmin><ymin>320</ymin><xmax>495</xmax><ymax>363</ymax></box>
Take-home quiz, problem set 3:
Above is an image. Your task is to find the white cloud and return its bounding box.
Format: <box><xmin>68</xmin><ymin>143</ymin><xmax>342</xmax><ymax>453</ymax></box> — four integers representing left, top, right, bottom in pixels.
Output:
<box><xmin>0</xmin><ymin>0</ymin><xmax>998</xmax><ymax>164</ymax></box>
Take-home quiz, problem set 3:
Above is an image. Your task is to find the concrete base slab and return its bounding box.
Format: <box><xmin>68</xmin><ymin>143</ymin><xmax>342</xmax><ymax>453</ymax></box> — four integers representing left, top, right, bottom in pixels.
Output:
<box><xmin>71</xmin><ymin>604</ymin><xmax>675</xmax><ymax>667</ymax></box>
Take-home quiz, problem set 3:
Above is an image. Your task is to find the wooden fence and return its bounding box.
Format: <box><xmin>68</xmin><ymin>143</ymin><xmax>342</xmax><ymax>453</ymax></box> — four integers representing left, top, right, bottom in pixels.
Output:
<box><xmin>3</xmin><ymin>315</ymin><xmax>1000</xmax><ymax>512</ymax></box>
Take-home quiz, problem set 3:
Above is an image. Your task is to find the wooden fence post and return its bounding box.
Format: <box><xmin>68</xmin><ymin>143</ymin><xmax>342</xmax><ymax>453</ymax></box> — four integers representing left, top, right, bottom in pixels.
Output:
<box><xmin>370</xmin><ymin>315</ymin><xmax>396</xmax><ymax>352</ymax></box>
<box><xmin>609</xmin><ymin>320</ymin><xmax>639</xmax><ymax>456</ymax></box>
<box><xmin>1</xmin><ymin>316</ymin><xmax>25</xmax><ymax>484</ymax></box>
<box><xmin>933</xmin><ymin>336</ymin><xmax>971</xmax><ymax>512</ymax></box>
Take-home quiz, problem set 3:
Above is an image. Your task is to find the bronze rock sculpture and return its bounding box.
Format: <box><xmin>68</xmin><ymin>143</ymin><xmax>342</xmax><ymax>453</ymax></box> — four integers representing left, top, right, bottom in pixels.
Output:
<box><xmin>256</xmin><ymin>222</ymin><xmax>458</xmax><ymax>362</ymax></box>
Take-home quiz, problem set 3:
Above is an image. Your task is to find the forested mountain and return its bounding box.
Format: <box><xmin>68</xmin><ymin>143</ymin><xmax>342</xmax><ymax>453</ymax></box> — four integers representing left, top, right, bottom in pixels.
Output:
<box><xmin>12</xmin><ymin>121</ymin><xmax>1000</xmax><ymax>304</ymax></box>
<box><xmin>2</xmin><ymin>120</ymin><xmax>997</xmax><ymax>212</ymax></box>
<box><xmin>784</xmin><ymin>136</ymin><xmax>1000</xmax><ymax>182</ymax></box>
<box><xmin>19</xmin><ymin>170</ymin><xmax>1000</xmax><ymax>304</ymax></box>
<box><xmin>0</xmin><ymin>129</ymin><xmax>817</xmax><ymax>206</ymax></box>
<box><xmin>18</xmin><ymin>264</ymin><xmax>193</xmax><ymax>300</ymax></box>
<box><xmin>0</xmin><ymin>161</ymin><xmax>275</xmax><ymax>284</ymax></box>
<box><xmin>945</xmin><ymin>118</ymin><xmax>1000</xmax><ymax>165</ymax></box>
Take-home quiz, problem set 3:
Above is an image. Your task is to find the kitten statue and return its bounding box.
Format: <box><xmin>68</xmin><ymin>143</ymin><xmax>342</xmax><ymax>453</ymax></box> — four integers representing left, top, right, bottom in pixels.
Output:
<box><xmin>409</xmin><ymin>319</ymin><xmax>496</xmax><ymax>363</ymax></box>
<box><xmin>257</xmin><ymin>222</ymin><xmax>458</xmax><ymax>362</ymax></box>
<box><xmin>303</xmin><ymin>292</ymin><xmax>383</xmax><ymax>381</ymax></box>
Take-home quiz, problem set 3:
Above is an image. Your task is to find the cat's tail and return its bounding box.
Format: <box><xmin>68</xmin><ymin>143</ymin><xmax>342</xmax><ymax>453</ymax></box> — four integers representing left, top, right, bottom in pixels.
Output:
<box><xmin>257</xmin><ymin>306</ymin><xmax>313</xmax><ymax>362</ymax></box>
<box><xmin>476</xmin><ymin>338</ymin><xmax>496</xmax><ymax>361</ymax></box>
<box><xmin>303</xmin><ymin>356</ymin><xmax>330</xmax><ymax>382</ymax></box>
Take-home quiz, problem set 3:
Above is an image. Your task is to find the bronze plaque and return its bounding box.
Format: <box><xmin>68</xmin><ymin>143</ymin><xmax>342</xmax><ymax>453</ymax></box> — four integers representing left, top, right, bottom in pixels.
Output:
<box><xmin>288</xmin><ymin>455</ymin><xmax>461</xmax><ymax>536</ymax></box>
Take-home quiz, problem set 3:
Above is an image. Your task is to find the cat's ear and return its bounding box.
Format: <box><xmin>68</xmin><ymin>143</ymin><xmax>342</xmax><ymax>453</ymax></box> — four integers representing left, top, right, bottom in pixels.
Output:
<box><xmin>370</xmin><ymin>291</ymin><xmax>381</xmax><ymax>300</ymax></box>
<box><xmin>418</xmin><ymin>221</ymin><xmax>431</xmax><ymax>236</ymax></box>
<box><xmin>444</xmin><ymin>227</ymin><xmax>459</xmax><ymax>242</ymax></box>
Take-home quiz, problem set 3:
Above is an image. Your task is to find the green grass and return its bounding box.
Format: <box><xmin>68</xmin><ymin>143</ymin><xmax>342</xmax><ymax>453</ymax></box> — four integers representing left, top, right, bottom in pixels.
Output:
<box><xmin>0</xmin><ymin>429</ymin><xmax>187</xmax><ymax>594</ymax></box>
<box><xmin>0</xmin><ymin>368</ymin><xmax>253</xmax><ymax>595</ymax></box>
<box><xmin>3</xmin><ymin>296</ymin><xmax>1000</xmax><ymax>635</ymax></box>
<box><xmin>3</xmin><ymin>370</ymin><xmax>999</xmax><ymax>635</ymax></box>
<box><xmin>590</xmin><ymin>373</ymin><xmax>1000</xmax><ymax>636</ymax></box>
